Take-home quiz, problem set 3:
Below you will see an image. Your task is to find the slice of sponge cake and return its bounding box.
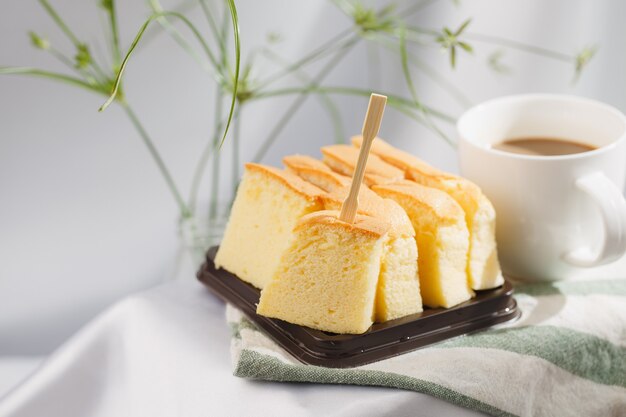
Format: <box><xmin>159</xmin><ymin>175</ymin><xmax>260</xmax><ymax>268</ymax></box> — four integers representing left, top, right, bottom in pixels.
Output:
<box><xmin>323</xmin><ymin>188</ymin><xmax>421</xmax><ymax>321</ymax></box>
<box><xmin>321</xmin><ymin>145</ymin><xmax>404</xmax><ymax>186</ymax></box>
<box><xmin>257</xmin><ymin>211</ymin><xmax>390</xmax><ymax>334</ymax></box>
<box><xmin>373</xmin><ymin>181</ymin><xmax>474</xmax><ymax>308</ymax></box>
<box><xmin>214</xmin><ymin>163</ymin><xmax>324</xmax><ymax>289</ymax></box>
<box><xmin>352</xmin><ymin>136</ymin><xmax>503</xmax><ymax>291</ymax></box>
<box><xmin>284</xmin><ymin>160</ymin><xmax>422</xmax><ymax>321</ymax></box>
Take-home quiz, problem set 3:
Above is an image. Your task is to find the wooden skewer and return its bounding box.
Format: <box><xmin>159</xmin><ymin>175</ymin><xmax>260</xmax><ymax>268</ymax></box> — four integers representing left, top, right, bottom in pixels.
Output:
<box><xmin>339</xmin><ymin>93</ymin><xmax>387</xmax><ymax>223</ymax></box>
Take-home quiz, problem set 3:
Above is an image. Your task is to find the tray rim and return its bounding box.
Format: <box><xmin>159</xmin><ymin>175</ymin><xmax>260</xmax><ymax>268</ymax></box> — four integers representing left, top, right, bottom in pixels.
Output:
<box><xmin>198</xmin><ymin>246</ymin><xmax>521</xmax><ymax>368</ymax></box>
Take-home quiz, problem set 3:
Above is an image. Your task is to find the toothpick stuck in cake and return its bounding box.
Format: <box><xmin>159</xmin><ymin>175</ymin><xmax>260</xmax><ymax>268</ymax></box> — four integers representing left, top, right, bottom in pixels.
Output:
<box><xmin>339</xmin><ymin>93</ymin><xmax>387</xmax><ymax>224</ymax></box>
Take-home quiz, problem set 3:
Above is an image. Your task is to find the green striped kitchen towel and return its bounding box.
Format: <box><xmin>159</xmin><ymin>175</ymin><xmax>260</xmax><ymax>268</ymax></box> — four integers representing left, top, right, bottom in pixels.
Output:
<box><xmin>227</xmin><ymin>279</ymin><xmax>626</xmax><ymax>417</ymax></box>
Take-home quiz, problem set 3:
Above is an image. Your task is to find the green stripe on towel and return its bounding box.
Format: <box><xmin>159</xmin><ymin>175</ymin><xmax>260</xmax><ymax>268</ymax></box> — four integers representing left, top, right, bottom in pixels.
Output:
<box><xmin>440</xmin><ymin>325</ymin><xmax>626</xmax><ymax>387</ymax></box>
<box><xmin>235</xmin><ymin>349</ymin><xmax>515</xmax><ymax>417</ymax></box>
<box><xmin>515</xmin><ymin>279</ymin><xmax>626</xmax><ymax>297</ymax></box>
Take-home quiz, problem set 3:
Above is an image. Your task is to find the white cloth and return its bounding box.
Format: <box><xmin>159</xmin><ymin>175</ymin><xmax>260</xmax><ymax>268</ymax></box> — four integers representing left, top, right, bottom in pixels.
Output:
<box><xmin>0</xmin><ymin>281</ymin><xmax>484</xmax><ymax>417</ymax></box>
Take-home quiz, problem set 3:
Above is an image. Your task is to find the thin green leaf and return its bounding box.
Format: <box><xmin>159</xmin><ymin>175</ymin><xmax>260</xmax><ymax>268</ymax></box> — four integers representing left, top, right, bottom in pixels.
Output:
<box><xmin>218</xmin><ymin>0</ymin><xmax>240</xmax><ymax>149</ymax></box>
<box><xmin>74</xmin><ymin>43</ymin><xmax>92</xmax><ymax>69</ymax></box>
<box><xmin>573</xmin><ymin>45</ymin><xmax>597</xmax><ymax>83</ymax></box>
<box><xmin>0</xmin><ymin>66</ymin><xmax>107</xmax><ymax>95</ymax></box>
<box><xmin>459</xmin><ymin>41</ymin><xmax>473</xmax><ymax>53</ymax></box>
<box><xmin>487</xmin><ymin>49</ymin><xmax>511</xmax><ymax>74</ymax></box>
<box><xmin>29</xmin><ymin>31</ymin><xmax>50</xmax><ymax>50</ymax></box>
<box><xmin>99</xmin><ymin>10</ymin><xmax>224</xmax><ymax>111</ymax></box>
<box><xmin>450</xmin><ymin>46</ymin><xmax>456</xmax><ymax>68</ymax></box>
<box><xmin>122</xmin><ymin>104</ymin><xmax>191</xmax><ymax>217</ymax></box>
<box><xmin>455</xmin><ymin>18</ymin><xmax>471</xmax><ymax>36</ymax></box>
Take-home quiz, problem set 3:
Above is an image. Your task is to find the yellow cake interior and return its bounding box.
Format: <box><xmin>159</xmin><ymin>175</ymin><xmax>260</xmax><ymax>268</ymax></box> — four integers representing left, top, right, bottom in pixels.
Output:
<box><xmin>352</xmin><ymin>136</ymin><xmax>503</xmax><ymax>290</ymax></box>
<box><xmin>214</xmin><ymin>163</ymin><xmax>323</xmax><ymax>289</ymax></box>
<box><xmin>373</xmin><ymin>181</ymin><xmax>474</xmax><ymax>308</ymax></box>
<box><xmin>257</xmin><ymin>211</ymin><xmax>389</xmax><ymax>334</ymax></box>
<box><xmin>284</xmin><ymin>162</ymin><xmax>423</xmax><ymax>321</ymax></box>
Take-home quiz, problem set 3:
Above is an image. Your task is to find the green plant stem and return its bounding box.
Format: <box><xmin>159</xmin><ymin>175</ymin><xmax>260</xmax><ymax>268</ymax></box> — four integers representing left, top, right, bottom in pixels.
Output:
<box><xmin>188</xmin><ymin>0</ymin><xmax>241</xmax><ymax>211</ymax></box>
<box><xmin>399</xmin><ymin>0</ymin><xmax>440</xmax><ymax>17</ymax></box>
<box><xmin>209</xmin><ymin>91</ymin><xmax>223</xmax><ymax>222</ymax></box>
<box><xmin>188</xmin><ymin>106</ymin><xmax>241</xmax><ymax>213</ymax></box>
<box><xmin>0</xmin><ymin>67</ymin><xmax>107</xmax><ymax>94</ymax></box>
<box><xmin>38</xmin><ymin>0</ymin><xmax>109</xmax><ymax>83</ymax></box>
<box><xmin>232</xmin><ymin>107</ymin><xmax>241</xmax><ymax>192</ymax></box>
<box><xmin>366</xmin><ymin>42</ymin><xmax>381</xmax><ymax>90</ymax></box>
<box><xmin>199</xmin><ymin>0</ymin><xmax>222</xmax><ymax>42</ymax></box>
<box><xmin>254</xmin><ymin>28</ymin><xmax>355</xmax><ymax>91</ymax></box>
<box><xmin>107</xmin><ymin>0</ymin><xmax>122</xmax><ymax>66</ymax></box>
<box><xmin>218</xmin><ymin>5</ymin><xmax>230</xmax><ymax>73</ymax></box>
<box><xmin>48</xmin><ymin>47</ymin><xmax>98</xmax><ymax>83</ymax></box>
<box><xmin>188</xmin><ymin>92</ymin><xmax>222</xmax><ymax>212</ymax></box>
<box><xmin>408</xmin><ymin>55</ymin><xmax>472</xmax><ymax>107</ymax></box>
<box><xmin>252</xmin><ymin>37</ymin><xmax>359</xmax><ymax>163</ymax></box>
<box><xmin>331</xmin><ymin>0</ymin><xmax>355</xmax><ymax>16</ymax></box>
<box><xmin>252</xmin><ymin>84</ymin><xmax>457</xmax><ymax>145</ymax></box>
<box><xmin>252</xmin><ymin>86</ymin><xmax>456</xmax><ymax>124</ymax></box>
<box><xmin>39</xmin><ymin>0</ymin><xmax>81</xmax><ymax>46</ymax></box>
<box><xmin>139</xmin><ymin>0</ymin><xmax>198</xmax><ymax>45</ymax></box>
<box><xmin>261</xmin><ymin>48</ymin><xmax>345</xmax><ymax>144</ymax></box>
<box><xmin>371</xmin><ymin>33</ymin><xmax>472</xmax><ymax>107</ymax></box>
<box><xmin>149</xmin><ymin>0</ymin><xmax>218</xmax><ymax>74</ymax></box>
<box><xmin>219</xmin><ymin>0</ymin><xmax>240</xmax><ymax>148</ymax></box>
<box><xmin>399</xmin><ymin>25</ymin><xmax>451</xmax><ymax>144</ymax></box>
<box><xmin>405</xmin><ymin>25</ymin><xmax>574</xmax><ymax>63</ymax></box>
<box><xmin>463</xmin><ymin>32</ymin><xmax>573</xmax><ymax>62</ymax></box>
<box><xmin>88</xmin><ymin>59</ymin><xmax>109</xmax><ymax>83</ymax></box>
<box><xmin>122</xmin><ymin>103</ymin><xmax>191</xmax><ymax>217</ymax></box>
<box><xmin>100</xmin><ymin>10</ymin><xmax>226</xmax><ymax>112</ymax></box>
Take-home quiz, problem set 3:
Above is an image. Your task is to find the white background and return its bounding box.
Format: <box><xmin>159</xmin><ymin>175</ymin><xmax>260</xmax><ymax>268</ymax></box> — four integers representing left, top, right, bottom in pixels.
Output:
<box><xmin>1</xmin><ymin>0</ymin><xmax>625</xmax><ymax>357</ymax></box>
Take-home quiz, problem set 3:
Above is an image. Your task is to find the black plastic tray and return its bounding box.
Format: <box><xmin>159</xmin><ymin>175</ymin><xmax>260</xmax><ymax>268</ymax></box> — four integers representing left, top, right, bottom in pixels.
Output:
<box><xmin>197</xmin><ymin>246</ymin><xmax>520</xmax><ymax>368</ymax></box>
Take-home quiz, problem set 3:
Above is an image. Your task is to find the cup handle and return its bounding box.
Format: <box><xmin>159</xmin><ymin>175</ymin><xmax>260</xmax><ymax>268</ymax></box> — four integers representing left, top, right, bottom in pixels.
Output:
<box><xmin>563</xmin><ymin>172</ymin><xmax>626</xmax><ymax>267</ymax></box>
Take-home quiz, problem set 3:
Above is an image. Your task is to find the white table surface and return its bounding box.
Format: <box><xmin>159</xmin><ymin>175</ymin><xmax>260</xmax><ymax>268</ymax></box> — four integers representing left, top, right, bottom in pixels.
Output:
<box><xmin>0</xmin><ymin>281</ymin><xmax>486</xmax><ymax>417</ymax></box>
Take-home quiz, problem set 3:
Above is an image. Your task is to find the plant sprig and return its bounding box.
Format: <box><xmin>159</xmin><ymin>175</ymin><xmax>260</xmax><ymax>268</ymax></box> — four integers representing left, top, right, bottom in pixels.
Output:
<box><xmin>435</xmin><ymin>18</ymin><xmax>473</xmax><ymax>69</ymax></box>
<box><xmin>1</xmin><ymin>0</ymin><xmax>598</xmax><ymax>228</ymax></box>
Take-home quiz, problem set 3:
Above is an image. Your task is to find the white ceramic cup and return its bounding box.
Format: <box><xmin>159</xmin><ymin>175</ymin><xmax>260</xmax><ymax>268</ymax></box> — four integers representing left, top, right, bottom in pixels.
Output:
<box><xmin>458</xmin><ymin>94</ymin><xmax>626</xmax><ymax>281</ymax></box>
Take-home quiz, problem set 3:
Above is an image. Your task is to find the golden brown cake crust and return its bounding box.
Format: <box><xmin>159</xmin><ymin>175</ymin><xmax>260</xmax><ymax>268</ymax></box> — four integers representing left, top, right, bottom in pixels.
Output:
<box><xmin>351</xmin><ymin>136</ymin><xmax>485</xmax><ymax>202</ymax></box>
<box><xmin>321</xmin><ymin>144</ymin><xmax>404</xmax><ymax>182</ymax></box>
<box><xmin>321</xmin><ymin>186</ymin><xmax>415</xmax><ymax>237</ymax></box>
<box><xmin>283</xmin><ymin>155</ymin><xmax>351</xmax><ymax>190</ymax></box>
<box><xmin>282</xmin><ymin>154</ymin><xmax>333</xmax><ymax>172</ymax></box>
<box><xmin>244</xmin><ymin>163</ymin><xmax>324</xmax><ymax>201</ymax></box>
<box><xmin>372</xmin><ymin>180</ymin><xmax>465</xmax><ymax>222</ymax></box>
<box><xmin>351</xmin><ymin>136</ymin><xmax>456</xmax><ymax>179</ymax></box>
<box><xmin>297</xmin><ymin>210</ymin><xmax>390</xmax><ymax>238</ymax></box>
<box><xmin>282</xmin><ymin>156</ymin><xmax>413</xmax><ymax>237</ymax></box>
